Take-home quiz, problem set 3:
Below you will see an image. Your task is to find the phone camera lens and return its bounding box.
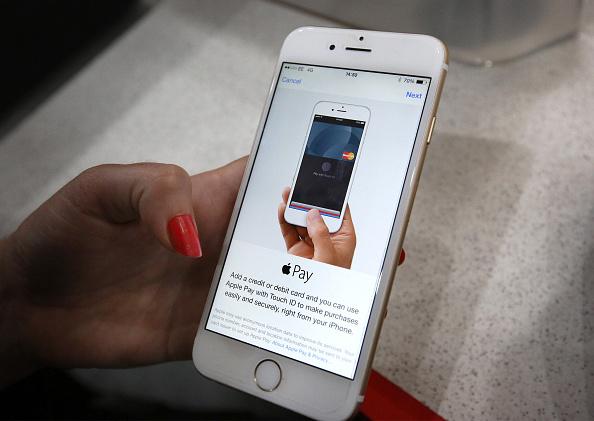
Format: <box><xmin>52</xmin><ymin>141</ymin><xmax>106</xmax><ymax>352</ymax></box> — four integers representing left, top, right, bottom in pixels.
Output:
<box><xmin>359</xmin><ymin>36</ymin><xmax>364</xmax><ymax>41</ymax></box>
<box><xmin>329</xmin><ymin>44</ymin><xmax>335</xmax><ymax>50</ymax></box>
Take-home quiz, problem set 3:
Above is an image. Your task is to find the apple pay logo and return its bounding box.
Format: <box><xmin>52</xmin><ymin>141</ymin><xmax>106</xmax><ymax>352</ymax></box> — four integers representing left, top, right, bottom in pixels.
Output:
<box><xmin>281</xmin><ymin>263</ymin><xmax>312</xmax><ymax>283</ymax></box>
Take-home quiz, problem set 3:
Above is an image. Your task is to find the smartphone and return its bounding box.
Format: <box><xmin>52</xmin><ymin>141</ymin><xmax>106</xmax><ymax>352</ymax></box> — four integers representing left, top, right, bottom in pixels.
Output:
<box><xmin>193</xmin><ymin>27</ymin><xmax>447</xmax><ymax>420</ymax></box>
<box><xmin>284</xmin><ymin>101</ymin><xmax>369</xmax><ymax>233</ymax></box>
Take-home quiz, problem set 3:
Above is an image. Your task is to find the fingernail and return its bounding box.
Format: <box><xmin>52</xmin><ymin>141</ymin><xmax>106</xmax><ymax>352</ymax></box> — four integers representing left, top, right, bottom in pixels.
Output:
<box><xmin>167</xmin><ymin>214</ymin><xmax>202</xmax><ymax>258</ymax></box>
<box><xmin>398</xmin><ymin>249</ymin><xmax>406</xmax><ymax>265</ymax></box>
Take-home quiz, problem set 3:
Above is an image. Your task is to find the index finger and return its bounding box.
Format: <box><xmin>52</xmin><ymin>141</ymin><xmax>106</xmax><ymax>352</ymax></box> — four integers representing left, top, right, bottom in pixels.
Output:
<box><xmin>336</xmin><ymin>204</ymin><xmax>356</xmax><ymax>237</ymax></box>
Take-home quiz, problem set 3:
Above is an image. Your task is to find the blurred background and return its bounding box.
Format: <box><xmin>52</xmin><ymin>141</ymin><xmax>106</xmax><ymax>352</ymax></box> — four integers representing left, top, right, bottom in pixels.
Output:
<box><xmin>1</xmin><ymin>0</ymin><xmax>593</xmax><ymax>419</ymax></box>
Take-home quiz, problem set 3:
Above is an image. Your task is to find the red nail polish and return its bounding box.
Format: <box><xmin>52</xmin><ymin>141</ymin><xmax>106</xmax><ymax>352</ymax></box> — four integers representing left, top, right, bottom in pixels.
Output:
<box><xmin>167</xmin><ymin>214</ymin><xmax>202</xmax><ymax>258</ymax></box>
<box><xmin>398</xmin><ymin>249</ymin><xmax>406</xmax><ymax>265</ymax></box>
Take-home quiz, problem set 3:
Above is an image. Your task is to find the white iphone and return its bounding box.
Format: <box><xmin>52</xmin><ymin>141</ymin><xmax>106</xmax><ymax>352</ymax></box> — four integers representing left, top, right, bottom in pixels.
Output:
<box><xmin>284</xmin><ymin>101</ymin><xmax>369</xmax><ymax>233</ymax></box>
<box><xmin>193</xmin><ymin>27</ymin><xmax>447</xmax><ymax>420</ymax></box>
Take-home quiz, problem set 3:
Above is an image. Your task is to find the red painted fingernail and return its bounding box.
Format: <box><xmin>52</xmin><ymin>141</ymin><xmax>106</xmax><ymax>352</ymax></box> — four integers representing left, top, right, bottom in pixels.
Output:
<box><xmin>398</xmin><ymin>249</ymin><xmax>406</xmax><ymax>265</ymax></box>
<box><xmin>167</xmin><ymin>214</ymin><xmax>202</xmax><ymax>258</ymax></box>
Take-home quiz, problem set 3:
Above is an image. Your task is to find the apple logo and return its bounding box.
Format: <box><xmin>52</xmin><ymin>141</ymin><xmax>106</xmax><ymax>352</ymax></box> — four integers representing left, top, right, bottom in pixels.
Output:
<box><xmin>281</xmin><ymin>263</ymin><xmax>291</xmax><ymax>275</ymax></box>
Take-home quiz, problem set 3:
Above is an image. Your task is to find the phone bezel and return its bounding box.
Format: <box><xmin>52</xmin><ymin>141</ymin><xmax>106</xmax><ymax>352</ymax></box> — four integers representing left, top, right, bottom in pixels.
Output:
<box><xmin>283</xmin><ymin>101</ymin><xmax>370</xmax><ymax>233</ymax></box>
<box><xmin>193</xmin><ymin>27</ymin><xmax>447</xmax><ymax>420</ymax></box>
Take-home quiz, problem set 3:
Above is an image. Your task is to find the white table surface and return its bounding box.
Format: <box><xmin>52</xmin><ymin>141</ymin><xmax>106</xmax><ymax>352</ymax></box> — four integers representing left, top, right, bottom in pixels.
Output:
<box><xmin>1</xmin><ymin>1</ymin><xmax>593</xmax><ymax>419</ymax></box>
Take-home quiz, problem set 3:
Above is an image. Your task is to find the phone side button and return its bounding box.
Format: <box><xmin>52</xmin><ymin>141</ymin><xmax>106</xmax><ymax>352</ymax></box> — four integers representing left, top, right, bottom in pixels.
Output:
<box><xmin>254</xmin><ymin>359</ymin><xmax>282</xmax><ymax>392</ymax></box>
<box><xmin>426</xmin><ymin>116</ymin><xmax>436</xmax><ymax>145</ymax></box>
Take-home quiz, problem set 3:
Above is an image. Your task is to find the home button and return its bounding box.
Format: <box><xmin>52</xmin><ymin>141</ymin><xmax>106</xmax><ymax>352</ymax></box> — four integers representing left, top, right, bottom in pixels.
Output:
<box><xmin>254</xmin><ymin>359</ymin><xmax>282</xmax><ymax>392</ymax></box>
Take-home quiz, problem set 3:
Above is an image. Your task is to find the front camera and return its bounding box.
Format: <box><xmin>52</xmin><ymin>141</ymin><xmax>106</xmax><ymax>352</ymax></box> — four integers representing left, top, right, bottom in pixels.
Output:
<box><xmin>329</xmin><ymin>44</ymin><xmax>335</xmax><ymax>50</ymax></box>
<box><xmin>359</xmin><ymin>36</ymin><xmax>364</xmax><ymax>41</ymax></box>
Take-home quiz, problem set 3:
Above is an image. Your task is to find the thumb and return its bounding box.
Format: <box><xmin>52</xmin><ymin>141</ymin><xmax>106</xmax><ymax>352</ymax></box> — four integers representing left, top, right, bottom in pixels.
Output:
<box><xmin>306</xmin><ymin>209</ymin><xmax>335</xmax><ymax>264</ymax></box>
<box><xmin>62</xmin><ymin>163</ymin><xmax>202</xmax><ymax>257</ymax></box>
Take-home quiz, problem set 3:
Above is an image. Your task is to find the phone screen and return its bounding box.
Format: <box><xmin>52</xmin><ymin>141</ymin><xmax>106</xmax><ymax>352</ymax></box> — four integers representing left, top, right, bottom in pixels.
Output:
<box><xmin>290</xmin><ymin>114</ymin><xmax>365</xmax><ymax>218</ymax></box>
<box><xmin>205</xmin><ymin>63</ymin><xmax>430</xmax><ymax>379</ymax></box>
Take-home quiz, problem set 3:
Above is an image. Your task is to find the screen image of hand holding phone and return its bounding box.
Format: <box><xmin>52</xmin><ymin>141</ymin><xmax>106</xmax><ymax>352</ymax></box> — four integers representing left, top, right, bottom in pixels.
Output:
<box><xmin>284</xmin><ymin>104</ymin><xmax>368</xmax><ymax>235</ymax></box>
<box><xmin>206</xmin><ymin>64</ymin><xmax>430</xmax><ymax>379</ymax></box>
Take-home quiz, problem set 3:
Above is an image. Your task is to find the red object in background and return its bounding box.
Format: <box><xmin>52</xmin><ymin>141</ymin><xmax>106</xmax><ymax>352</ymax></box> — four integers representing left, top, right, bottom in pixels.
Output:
<box><xmin>360</xmin><ymin>370</ymin><xmax>444</xmax><ymax>421</ymax></box>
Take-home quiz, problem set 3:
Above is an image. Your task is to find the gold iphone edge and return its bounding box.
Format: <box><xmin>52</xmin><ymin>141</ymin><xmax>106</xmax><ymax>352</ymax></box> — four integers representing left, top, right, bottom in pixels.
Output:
<box><xmin>355</xmin><ymin>67</ymin><xmax>448</xmax><ymax>408</ymax></box>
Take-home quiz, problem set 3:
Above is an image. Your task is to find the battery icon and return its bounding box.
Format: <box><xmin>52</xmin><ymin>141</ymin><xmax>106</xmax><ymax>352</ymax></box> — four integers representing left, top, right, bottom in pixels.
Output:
<box><xmin>416</xmin><ymin>79</ymin><xmax>424</xmax><ymax>84</ymax></box>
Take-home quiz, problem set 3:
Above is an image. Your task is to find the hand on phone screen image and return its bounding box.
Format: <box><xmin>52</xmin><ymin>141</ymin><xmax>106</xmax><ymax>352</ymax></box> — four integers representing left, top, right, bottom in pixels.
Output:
<box><xmin>283</xmin><ymin>105</ymin><xmax>368</xmax><ymax>235</ymax></box>
<box><xmin>278</xmin><ymin>186</ymin><xmax>356</xmax><ymax>269</ymax></box>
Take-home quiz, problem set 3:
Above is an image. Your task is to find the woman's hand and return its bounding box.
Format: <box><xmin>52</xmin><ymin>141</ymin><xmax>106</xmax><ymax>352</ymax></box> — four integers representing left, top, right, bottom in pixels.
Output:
<box><xmin>277</xmin><ymin>187</ymin><xmax>357</xmax><ymax>269</ymax></box>
<box><xmin>0</xmin><ymin>158</ymin><xmax>246</xmax><ymax>386</ymax></box>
